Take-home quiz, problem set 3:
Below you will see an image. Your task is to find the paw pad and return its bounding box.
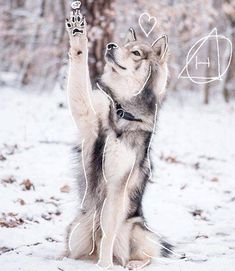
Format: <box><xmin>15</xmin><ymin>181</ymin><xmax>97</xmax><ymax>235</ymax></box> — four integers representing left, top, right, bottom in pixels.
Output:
<box><xmin>66</xmin><ymin>22</ymin><xmax>72</xmax><ymax>28</ymax></box>
<box><xmin>66</xmin><ymin>1</ymin><xmax>85</xmax><ymax>36</ymax></box>
<box><xmin>72</xmin><ymin>28</ymin><xmax>84</xmax><ymax>36</ymax></box>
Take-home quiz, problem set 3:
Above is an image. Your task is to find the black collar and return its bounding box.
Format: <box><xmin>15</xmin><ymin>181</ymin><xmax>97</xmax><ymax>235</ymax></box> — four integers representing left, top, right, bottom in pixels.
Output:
<box><xmin>116</xmin><ymin>103</ymin><xmax>142</xmax><ymax>122</ymax></box>
<box><xmin>96</xmin><ymin>81</ymin><xmax>143</xmax><ymax>123</ymax></box>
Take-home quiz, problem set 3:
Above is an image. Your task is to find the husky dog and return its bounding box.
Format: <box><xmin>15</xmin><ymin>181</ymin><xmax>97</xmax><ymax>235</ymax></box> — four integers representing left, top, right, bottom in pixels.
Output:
<box><xmin>64</xmin><ymin>4</ymin><xmax>170</xmax><ymax>270</ymax></box>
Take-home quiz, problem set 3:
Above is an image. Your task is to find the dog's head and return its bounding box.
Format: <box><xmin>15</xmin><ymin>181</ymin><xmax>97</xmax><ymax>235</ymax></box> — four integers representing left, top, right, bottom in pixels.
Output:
<box><xmin>101</xmin><ymin>28</ymin><xmax>169</xmax><ymax>101</ymax></box>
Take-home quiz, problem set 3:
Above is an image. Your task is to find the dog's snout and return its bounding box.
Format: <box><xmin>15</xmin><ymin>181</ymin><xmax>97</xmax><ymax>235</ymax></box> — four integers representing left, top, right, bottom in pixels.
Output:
<box><xmin>107</xmin><ymin>43</ymin><xmax>118</xmax><ymax>50</ymax></box>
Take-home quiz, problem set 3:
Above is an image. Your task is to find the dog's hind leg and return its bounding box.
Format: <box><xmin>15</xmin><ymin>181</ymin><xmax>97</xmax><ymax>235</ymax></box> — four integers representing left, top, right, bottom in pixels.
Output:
<box><xmin>127</xmin><ymin>221</ymin><xmax>161</xmax><ymax>270</ymax></box>
<box><xmin>113</xmin><ymin>221</ymin><xmax>132</xmax><ymax>267</ymax></box>
<box><xmin>66</xmin><ymin>209</ymin><xmax>97</xmax><ymax>260</ymax></box>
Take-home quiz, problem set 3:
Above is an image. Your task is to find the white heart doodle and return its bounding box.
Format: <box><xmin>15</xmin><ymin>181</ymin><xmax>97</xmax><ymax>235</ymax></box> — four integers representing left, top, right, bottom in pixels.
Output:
<box><xmin>138</xmin><ymin>12</ymin><xmax>157</xmax><ymax>37</ymax></box>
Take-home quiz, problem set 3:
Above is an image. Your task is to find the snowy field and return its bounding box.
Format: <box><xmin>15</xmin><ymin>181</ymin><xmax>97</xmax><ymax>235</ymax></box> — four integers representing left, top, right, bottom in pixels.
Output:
<box><xmin>0</xmin><ymin>87</ymin><xmax>235</xmax><ymax>271</ymax></box>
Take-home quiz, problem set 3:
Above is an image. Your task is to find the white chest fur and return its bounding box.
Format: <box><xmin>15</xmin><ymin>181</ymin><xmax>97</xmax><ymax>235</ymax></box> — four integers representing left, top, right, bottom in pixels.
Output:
<box><xmin>103</xmin><ymin>135</ymin><xmax>136</xmax><ymax>186</ymax></box>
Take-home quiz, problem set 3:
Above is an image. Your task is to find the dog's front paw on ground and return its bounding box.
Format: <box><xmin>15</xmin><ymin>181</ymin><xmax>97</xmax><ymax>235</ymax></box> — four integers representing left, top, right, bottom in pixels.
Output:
<box><xmin>96</xmin><ymin>259</ymin><xmax>114</xmax><ymax>270</ymax></box>
<box><xmin>126</xmin><ymin>260</ymin><xmax>150</xmax><ymax>270</ymax></box>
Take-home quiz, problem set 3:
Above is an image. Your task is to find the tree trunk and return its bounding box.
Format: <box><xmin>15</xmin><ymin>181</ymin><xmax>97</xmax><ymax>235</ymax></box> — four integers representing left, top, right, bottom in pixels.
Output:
<box><xmin>222</xmin><ymin>21</ymin><xmax>235</xmax><ymax>103</ymax></box>
<box><xmin>19</xmin><ymin>0</ymin><xmax>45</xmax><ymax>85</ymax></box>
<box><xmin>83</xmin><ymin>0</ymin><xmax>115</xmax><ymax>83</ymax></box>
<box><xmin>203</xmin><ymin>39</ymin><xmax>211</xmax><ymax>104</ymax></box>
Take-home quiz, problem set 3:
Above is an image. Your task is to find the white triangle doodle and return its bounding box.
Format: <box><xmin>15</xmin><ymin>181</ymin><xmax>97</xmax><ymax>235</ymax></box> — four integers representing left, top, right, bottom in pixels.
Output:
<box><xmin>178</xmin><ymin>28</ymin><xmax>233</xmax><ymax>85</ymax></box>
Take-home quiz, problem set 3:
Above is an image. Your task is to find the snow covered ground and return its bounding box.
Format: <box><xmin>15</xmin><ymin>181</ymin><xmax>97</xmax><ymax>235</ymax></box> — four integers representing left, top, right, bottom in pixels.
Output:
<box><xmin>0</xmin><ymin>86</ymin><xmax>235</xmax><ymax>271</ymax></box>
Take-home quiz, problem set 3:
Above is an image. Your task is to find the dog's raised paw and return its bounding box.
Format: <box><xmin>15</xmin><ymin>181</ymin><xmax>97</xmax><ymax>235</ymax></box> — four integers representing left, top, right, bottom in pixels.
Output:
<box><xmin>65</xmin><ymin>5</ymin><xmax>86</xmax><ymax>38</ymax></box>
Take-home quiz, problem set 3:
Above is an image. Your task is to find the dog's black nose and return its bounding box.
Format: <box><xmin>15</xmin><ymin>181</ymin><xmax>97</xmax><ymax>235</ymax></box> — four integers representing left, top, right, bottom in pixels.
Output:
<box><xmin>107</xmin><ymin>43</ymin><xmax>118</xmax><ymax>50</ymax></box>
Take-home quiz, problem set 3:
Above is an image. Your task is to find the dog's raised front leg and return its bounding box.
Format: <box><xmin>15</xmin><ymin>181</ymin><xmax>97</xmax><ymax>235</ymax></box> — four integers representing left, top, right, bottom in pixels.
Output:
<box><xmin>66</xmin><ymin>8</ymin><xmax>97</xmax><ymax>138</ymax></box>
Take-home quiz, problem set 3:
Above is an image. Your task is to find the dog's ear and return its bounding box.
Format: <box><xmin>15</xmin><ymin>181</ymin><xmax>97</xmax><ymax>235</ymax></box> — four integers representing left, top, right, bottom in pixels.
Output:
<box><xmin>125</xmin><ymin>28</ymin><xmax>137</xmax><ymax>43</ymax></box>
<box><xmin>152</xmin><ymin>35</ymin><xmax>168</xmax><ymax>60</ymax></box>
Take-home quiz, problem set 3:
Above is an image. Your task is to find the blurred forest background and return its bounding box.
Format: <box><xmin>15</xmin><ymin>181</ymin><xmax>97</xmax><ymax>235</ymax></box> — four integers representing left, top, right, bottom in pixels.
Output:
<box><xmin>0</xmin><ymin>0</ymin><xmax>234</xmax><ymax>104</ymax></box>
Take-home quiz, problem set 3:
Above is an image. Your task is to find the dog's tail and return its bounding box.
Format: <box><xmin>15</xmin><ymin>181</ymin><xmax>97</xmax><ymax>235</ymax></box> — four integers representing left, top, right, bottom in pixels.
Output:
<box><xmin>143</xmin><ymin>222</ymin><xmax>186</xmax><ymax>261</ymax></box>
<box><xmin>160</xmin><ymin>239</ymin><xmax>186</xmax><ymax>260</ymax></box>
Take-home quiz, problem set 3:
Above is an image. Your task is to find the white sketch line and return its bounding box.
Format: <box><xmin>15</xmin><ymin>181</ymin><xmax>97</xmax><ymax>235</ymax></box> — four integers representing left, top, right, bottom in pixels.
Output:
<box><xmin>147</xmin><ymin>104</ymin><xmax>158</xmax><ymax>181</ymax></box>
<box><xmin>139</xmin><ymin>259</ymin><xmax>151</xmax><ymax>269</ymax></box>
<box><xmin>82</xmin><ymin>33</ymin><xmax>97</xmax><ymax>115</ymax></box>
<box><xmin>80</xmin><ymin>138</ymin><xmax>88</xmax><ymax>208</ymax></box>
<box><xmin>151</xmin><ymin>35</ymin><xmax>168</xmax><ymax>60</ymax></box>
<box><xmin>139</xmin><ymin>12</ymin><xmax>157</xmax><ymax>37</ymax></box>
<box><xmin>108</xmin><ymin>231</ymin><xmax>118</xmax><ymax>268</ymax></box>
<box><xmin>83</xmin><ymin>10</ymin><xmax>96</xmax><ymax>115</ymax></box>
<box><xmin>123</xmin><ymin>157</ymin><xmax>136</xmax><ymax>212</ymax></box>
<box><xmin>128</xmin><ymin>259</ymin><xmax>151</xmax><ymax>270</ymax></box>
<box><xmin>99</xmin><ymin>198</ymin><xmax>107</xmax><ymax>239</ymax></box>
<box><xmin>102</xmin><ymin>136</ymin><xmax>110</xmax><ymax>183</ymax></box>
<box><xmin>71</xmin><ymin>1</ymin><xmax>81</xmax><ymax>10</ymax></box>
<box><xmin>178</xmin><ymin>28</ymin><xmax>233</xmax><ymax>84</ymax></box>
<box><xmin>143</xmin><ymin>251</ymin><xmax>186</xmax><ymax>264</ymax></box>
<box><xmin>98</xmin><ymin>196</ymin><xmax>119</xmax><ymax>269</ymax></box>
<box><xmin>97</xmin><ymin>82</ymin><xmax>115</xmax><ymax>108</ymax></box>
<box><xmin>143</xmin><ymin>222</ymin><xmax>162</xmax><ymax>238</ymax></box>
<box><xmin>194</xmin><ymin>35</ymin><xmax>232</xmax><ymax>83</ymax></box>
<box><xmin>178</xmin><ymin>28</ymin><xmax>216</xmax><ymax>79</ymax></box>
<box><xmin>146</xmin><ymin>236</ymin><xmax>184</xmax><ymax>259</ymax></box>
<box><xmin>129</xmin><ymin>27</ymin><xmax>136</xmax><ymax>41</ymax></box>
<box><xmin>179</xmin><ymin>76</ymin><xmax>219</xmax><ymax>79</ymax></box>
<box><xmin>143</xmin><ymin>222</ymin><xmax>187</xmax><ymax>260</ymax></box>
<box><xmin>68</xmin><ymin>221</ymin><xmax>81</xmax><ymax>251</ymax></box>
<box><xmin>68</xmin><ymin>209</ymin><xmax>97</xmax><ymax>255</ymax></box>
<box><xmin>66</xmin><ymin>78</ymin><xmax>80</xmax><ymax>130</ymax></box>
<box><xmin>89</xmin><ymin>210</ymin><xmax>97</xmax><ymax>255</ymax></box>
<box><xmin>86</xmin><ymin>70</ymin><xmax>97</xmax><ymax>115</ymax></box>
<box><xmin>97</xmin><ymin>199</ymin><xmax>108</xmax><ymax>269</ymax></box>
<box><xmin>133</xmin><ymin>65</ymin><xmax>152</xmax><ymax>96</ymax></box>
<box><xmin>195</xmin><ymin>56</ymin><xmax>210</xmax><ymax>69</ymax></box>
<box><xmin>97</xmin><ymin>198</ymin><xmax>115</xmax><ymax>270</ymax></box>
